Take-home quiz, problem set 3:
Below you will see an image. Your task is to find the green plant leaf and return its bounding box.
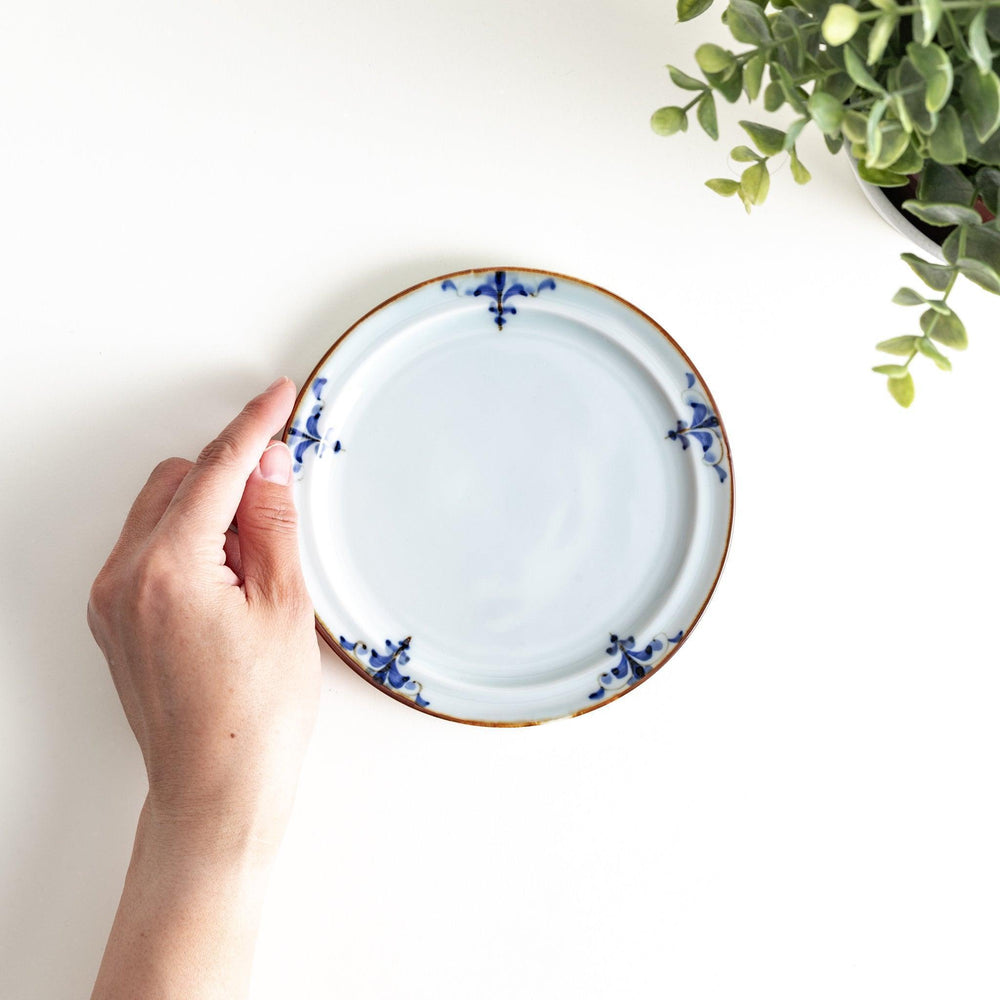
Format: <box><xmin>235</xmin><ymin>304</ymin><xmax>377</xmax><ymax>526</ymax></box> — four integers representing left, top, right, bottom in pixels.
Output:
<box><xmin>869</xmin><ymin>0</ymin><xmax>898</xmax><ymax>10</ymax></box>
<box><xmin>808</xmin><ymin>91</ymin><xmax>845</xmax><ymax>136</ymax></box>
<box><xmin>927</xmin><ymin>106</ymin><xmax>967</xmax><ymax>164</ymax></box>
<box><xmin>969</xmin><ymin>8</ymin><xmax>992</xmax><ymax>74</ymax></box>
<box><xmin>887</xmin><ymin>371</ymin><xmax>915</xmax><ymax>407</ymax></box>
<box><xmin>902</xmin><ymin>199</ymin><xmax>982</xmax><ymax>226</ymax></box>
<box><xmin>987</xmin><ymin>8</ymin><xmax>1000</xmax><ymax>41</ymax></box>
<box><xmin>957</xmin><ymin>256</ymin><xmax>1000</xmax><ymax>294</ymax></box>
<box><xmin>868</xmin><ymin>13</ymin><xmax>898</xmax><ymax>65</ymax></box>
<box><xmin>960</xmin><ymin>110</ymin><xmax>1000</xmax><ymax>166</ymax></box>
<box><xmin>893</xmin><ymin>90</ymin><xmax>914</xmax><ymax>133</ymax></box>
<box><xmin>898</xmin><ymin>57</ymin><xmax>936</xmax><ymax>133</ymax></box>
<box><xmin>741</xmin><ymin>160</ymin><xmax>770</xmax><ymax>205</ymax></box>
<box><xmin>784</xmin><ymin>117</ymin><xmax>809</xmax><ymax>150</ymax></box>
<box><xmin>668</xmin><ymin>65</ymin><xmax>708</xmax><ymax>91</ymax></box>
<box><xmin>925</xmin><ymin>66</ymin><xmax>954</xmax><ymax>115</ymax></box>
<box><xmin>789</xmin><ymin>147</ymin><xmax>811</xmax><ymax>183</ymax></box>
<box><xmin>893</xmin><ymin>286</ymin><xmax>926</xmax><ymax>305</ymax></box>
<box><xmin>705</xmin><ymin>64</ymin><xmax>744</xmax><ymax>102</ymax></box>
<box><xmin>901</xmin><ymin>252</ymin><xmax>954</xmax><ymax>290</ymax></box>
<box><xmin>873</xmin><ymin>363</ymin><xmax>910</xmax><ymax>376</ymax></box>
<box><xmin>773</xmin><ymin>10</ymin><xmax>807</xmax><ymax>73</ymax></box>
<box><xmin>678</xmin><ymin>0</ymin><xmax>714</xmax><ymax>22</ymax></box>
<box><xmin>857</xmin><ymin>163</ymin><xmax>909</xmax><ymax>185</ymax></box>
<box><xmin>876</xmin><ymin>335</ymin><xmax>919</xmax><ymax>355</ymax></box>
<box><xmin>726</xmin><ymin>0</ymin><xmax>771</xmax><ymax>43</ymax></box>
<box><xmin>844</xmin><ymin>44</ymin><xmax>885</xmax><ymax>93</ymax></box>
<box><xmin>731</xmin><ymin>144</ymin><xmax>761</xmax><ymax>162</ymax></box>
<box><xmin>821</xmin><ymin>72</ymin><xmax>857</xmax><ymax>102</ymax></box>
<box><xmin>842</xmin><ymin>110</ymin><xmax>868</xmax><ymax>144</ymax></box>
<box><xmin>944</xmin><ymin>225</ymin><xmax>1000</xmax><ymax>273</ymax></box>
<box><xmin>924</xmin><ymin>299</ymin><xmax>951</xmax><ymax>315</ymax></box>
<box><xmin>906</xmin><ymin>42</ymin><xmax>953</xmax><ymax>112</ymax></box>
<box><xmin>866</xmin><ymin>97</ymin><xmax>889</xmax><ymax>166</ymax></box>
<box><xmin>920</xmin><ymin>308</ymin><xmax>967</xmax><ymax>349</ymax></box>
<box><xmin>873</xmin><ymin>120</ymin><xmax>910</xmax><ymax>171</ymax></box>
<box><xmin>763</xmin><ymin>81</ymin><xmax>785</xmax><ymax>112</ymax></box>
<box><xmin>696</xmin><ymin>44</ymin><xmax>735</xmax><ymax>75</ymax></box>
<box><xmin>916</xmin><ymin>337</ymin><xmax>952</xmax><ymax>369</ymax></box>
<box><xmin>739</xmin><ymin>120</ymin><xmax>786</xmax><ymax>156</ymax></box>
<box><xmin>822</xmin><ymin>4</ymin><xmax>861</xmax><ymax>45</ymax></box>
<box><xmin>650</xmin><ymin>106</ymin><xmax>689</xmax><ymax>136</ymax></box>
<box><xmin>888</xmin><ymin>141</ymin><xmax>924</xmax><ymax>175</ymax></box>
<box><xmin>918</xmin><ymin>161</ymin><xmax>975</xmax><ymax>204</ymax></box>
<box><xmin>974</xmin><ymin>166</ymin><xmax>1000</xmax><ymax>214</ymax></box>
<box><xmin>773</xmin><ymin>62</ymin><xmax>809</xmax><ymax>113</ymax></box>
<box><xmin>743</xmin><ymin>53</ymin><xmax>766</xmax><ymax>100</ymax></box>
<box><xmin>697</xmin><ymin>92</ymin><xmax>719</xmax><ymax>140</ymax></box>
<box><xmin>917</xmin><ymin>0</ymin><xmax>943</xmax><ymax>42</ymax></box>
<box><xmin>706</xmin><ymin>177</ymin><xmax>742</xmax><ymax>196</ymax></box>
<box><xmin>962</xmin><ymin>69</ymin><xmax>1000</xmax><ymax>144</ymax></box>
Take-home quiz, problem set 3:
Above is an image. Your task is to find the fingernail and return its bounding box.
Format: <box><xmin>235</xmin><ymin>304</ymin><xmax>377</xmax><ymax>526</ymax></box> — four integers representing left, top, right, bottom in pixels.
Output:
<box><xmin>266</xmin><ymin>376</ymin><xmax>288</xmax><ymax>392</ymax></box>
<box><xmin>259</xmin><ymin>442</ymin><xmax>292</xmax><ymax>484</ymax></box>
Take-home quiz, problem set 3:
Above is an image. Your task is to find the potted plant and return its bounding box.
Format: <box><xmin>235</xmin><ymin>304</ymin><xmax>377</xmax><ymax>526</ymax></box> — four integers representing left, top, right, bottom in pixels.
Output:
<box><xmin>652</xmin><ymin>0</ymin><xmax>1000</xmax><ymax>406</ymax></box>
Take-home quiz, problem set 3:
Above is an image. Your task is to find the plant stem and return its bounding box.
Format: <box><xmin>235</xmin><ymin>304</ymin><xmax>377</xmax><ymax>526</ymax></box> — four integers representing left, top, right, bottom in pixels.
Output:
<box><xmin>733</xmin><ymin>22</ymin><xmax>824</xmax><ymax>67</ymax></box>
<box><xmin>905</xmin><ymin>227</ymin><xmax>966</xmax><ymax>371</ymax></box>
<box><xmin>846</xmin><ymin>83</ymin><xmax>924</xmax><ymax>111</ymax></box>
<box><xmin>943</xmin><ymin>9</ymin><xmax>973</xmax><ymax>60</ymax></box>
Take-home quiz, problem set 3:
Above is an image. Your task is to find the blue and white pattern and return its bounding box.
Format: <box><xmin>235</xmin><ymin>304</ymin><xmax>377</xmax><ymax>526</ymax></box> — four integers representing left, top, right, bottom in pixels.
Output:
<box><xmin>589</xmin><ymin>630</ymin><xmax>684</xmax><ymax>701</ymax></box>
<box><xmin>293</xmin><ymin>271</ymin><xmax>732</xmax><ymax>723</ymax></box>
<box><xmin>339</xmin><ymin>635</ymin><xmax>430</xmax><ymax>707</ymax></box>
<box><xmin>287</xmin><ymin>377</ymin><xmax>342</xmax><ymax>475</ymax></box>
<box><xmin>441</xmin><ymin>270</ymin><xmax>556</xmax><ymax>330</ymax></box>
<box><xmin>667</xmin><ymin>373</ymin><xmax>728</xmax><ymax>483</ymax></box>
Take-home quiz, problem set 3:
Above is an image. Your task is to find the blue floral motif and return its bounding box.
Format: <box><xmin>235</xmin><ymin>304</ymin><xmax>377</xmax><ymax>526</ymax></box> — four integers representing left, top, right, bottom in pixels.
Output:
<box><xmin>589</xmin><ymin>630</ymin><xmax>684</xmax><ymax>701</ymax></box>
<box><xmin>667</xmin><ymin>372</ymin><xmax>728</xmax><ymax>483</ymax></box>
<box><xmin>441</xmin><ymin>270</ymin><xmax>556</xmax><ymax>330</ymax></box>
<box><xmin>339</xmin><ymin>635</ymin><xmax>430</xmax><ymax>708</ymax></box>
<box><xmin>287</xmin><ymin>377</ymin><xmax>342</xmax><ymax>475</ymax></box>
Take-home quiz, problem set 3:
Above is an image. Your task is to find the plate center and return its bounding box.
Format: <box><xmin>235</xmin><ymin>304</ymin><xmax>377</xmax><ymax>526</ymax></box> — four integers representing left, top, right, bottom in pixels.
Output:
<box><xmin>319</xmin><ymin>316</ymin><xmax>693</xmax><ymax>683</ymax></box>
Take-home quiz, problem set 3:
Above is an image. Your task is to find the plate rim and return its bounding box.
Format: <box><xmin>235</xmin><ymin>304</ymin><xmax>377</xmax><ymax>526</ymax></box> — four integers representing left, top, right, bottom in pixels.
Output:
<box><xmin>284</xmin><ymin>265</ymin><xmax>735</xmax><ymax>727</ymax></box>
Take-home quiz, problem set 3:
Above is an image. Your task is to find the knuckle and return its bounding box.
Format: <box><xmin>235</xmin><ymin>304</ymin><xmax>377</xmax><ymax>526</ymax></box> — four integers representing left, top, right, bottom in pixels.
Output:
<box><xmin>87</xmin><ymin>568</ymin><xmax>115</xmax><ymax>624</ymax></box>
<box><xmin>151</xmin><ymin>456</ymin><xmax>192</xmax><ymax>484</ymax></box>
<box><xmin>197</xmin><ymin>430</ymin><xmax>243</xmax><ymax>469</ymax></box>
<box><xmin>240</xmin><ymin>393</ymin><xmax>268</xmax><ymax>420</ymax></box>
<box><xmin>250</xmin><ymin>498</ymin><xmax>298</xmax><ymax>532</ymax></box>
<box><xmin>88</xmin><ymin>542</ymin><xmax>189</xmax><ymax>636</ymax></box>
<box><xmin>132</xmin><ymin>547</ymin><xmax>182</xmax><ymax>609</ymax></box>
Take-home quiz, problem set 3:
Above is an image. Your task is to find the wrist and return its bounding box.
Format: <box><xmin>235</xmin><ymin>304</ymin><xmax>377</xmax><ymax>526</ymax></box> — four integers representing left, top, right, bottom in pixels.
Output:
<box><xmin>136</xmin><ymin>795</ymin><xmax>287</xmax><ymax>878</ymax></box>
<box><xmin>91</xmin><ymin>797</ymin><xmax>277</xmax><ymax>999</ymax></box>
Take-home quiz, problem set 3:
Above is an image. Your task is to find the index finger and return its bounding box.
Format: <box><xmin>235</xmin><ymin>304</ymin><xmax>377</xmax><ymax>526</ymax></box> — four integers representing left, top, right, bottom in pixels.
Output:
<box><xmin>160</xmin><ymin>377</ymin><xmax>297</xmax><ymax>540</ymax></box>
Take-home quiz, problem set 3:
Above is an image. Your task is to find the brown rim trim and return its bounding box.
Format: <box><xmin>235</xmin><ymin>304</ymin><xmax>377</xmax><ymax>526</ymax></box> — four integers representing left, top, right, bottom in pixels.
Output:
<box><xmin>284</xmin><ymin>266</ymin><xmax>735</xmax><ymax>727</ymax></box>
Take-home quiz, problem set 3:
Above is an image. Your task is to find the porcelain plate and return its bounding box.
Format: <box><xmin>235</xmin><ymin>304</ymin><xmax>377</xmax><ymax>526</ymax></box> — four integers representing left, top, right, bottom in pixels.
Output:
<box><xmin>286</xmin><ymin>269</ymin><xmax>733</xmax><ymax>725</ymax></box>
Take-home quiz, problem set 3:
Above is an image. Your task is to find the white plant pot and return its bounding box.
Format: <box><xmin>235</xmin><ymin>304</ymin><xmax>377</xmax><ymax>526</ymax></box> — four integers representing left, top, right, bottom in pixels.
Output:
<box><xmin>848</xmin><ymin>157</ymin><xmax>945</xmax><ymax>261</ymax></box>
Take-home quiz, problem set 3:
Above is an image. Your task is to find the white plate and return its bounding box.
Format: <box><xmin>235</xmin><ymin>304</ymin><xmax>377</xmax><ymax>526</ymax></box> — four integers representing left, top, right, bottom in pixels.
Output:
<box><xmin>286</xmin><ymin>269</ymin><xmax>733</xmax><ymax>725</ymax></box>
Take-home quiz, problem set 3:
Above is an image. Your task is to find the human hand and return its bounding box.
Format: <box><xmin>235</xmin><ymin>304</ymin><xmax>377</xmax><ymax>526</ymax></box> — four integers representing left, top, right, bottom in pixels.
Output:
<box><xmin>87</xmin><ymin>378</ymin><xmax>322</xmax><ymax>998</ymax></box>
<box><xmin>87</xmin><ymin>377</ymin><xmax>321</xmax><ymax>858</ymax></box>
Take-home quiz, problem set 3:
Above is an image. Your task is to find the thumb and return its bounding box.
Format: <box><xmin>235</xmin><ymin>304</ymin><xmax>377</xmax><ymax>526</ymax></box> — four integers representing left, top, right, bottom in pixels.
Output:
<box><xmin>235</xmin><ymin>441</ymin><xmax>306</xmax><ymax>605</ymax></box>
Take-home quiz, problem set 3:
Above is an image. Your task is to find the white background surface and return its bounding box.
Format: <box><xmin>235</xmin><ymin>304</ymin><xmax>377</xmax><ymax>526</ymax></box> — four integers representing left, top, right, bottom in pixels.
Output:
<box><xmin>1</xmin><ymin>2</ymin><xmax>998</xmax><ymax>998</ymax></box>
